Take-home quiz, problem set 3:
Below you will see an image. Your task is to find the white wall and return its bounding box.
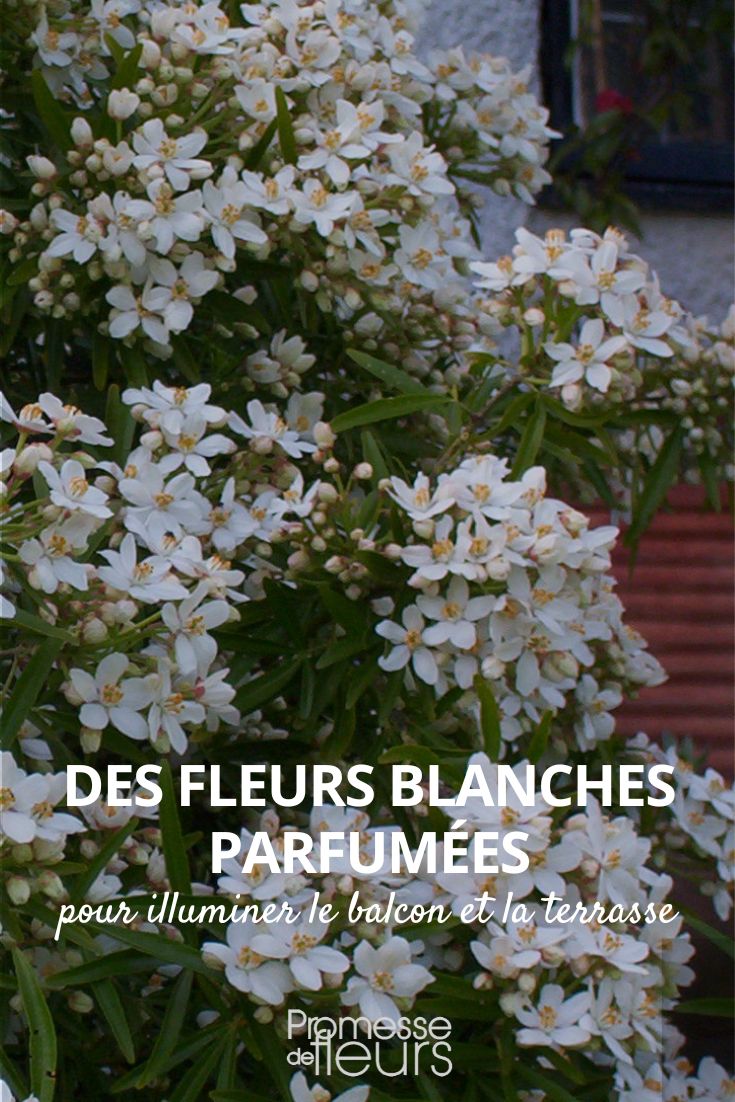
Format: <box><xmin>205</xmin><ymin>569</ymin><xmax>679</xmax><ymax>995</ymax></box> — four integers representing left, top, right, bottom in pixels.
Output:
<box><xmin>419</xmin><ymin>0</ymin><xmax>734</xmax><ymax>321</ymax></box>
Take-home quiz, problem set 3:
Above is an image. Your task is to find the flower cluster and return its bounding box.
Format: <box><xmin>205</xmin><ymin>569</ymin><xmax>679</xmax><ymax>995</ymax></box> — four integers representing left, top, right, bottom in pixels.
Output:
<box><xmin>471</xmin><ymin>226</ymin><xmax>734</xmax><ymax>484</ymax></box>
<box><xmin>374</xmin><ymin>459</ymin><xmax>664</xmax><ymax>751</ymax></box>
<box><xmin>1</xmin><ymin>0</ymin><xmax>555</xmax><ymax>392</ymax></box>
<box><xmin>197</xmin><ymin>749</ymin><xmax>733</xmax><ymax>1101</ymax></box>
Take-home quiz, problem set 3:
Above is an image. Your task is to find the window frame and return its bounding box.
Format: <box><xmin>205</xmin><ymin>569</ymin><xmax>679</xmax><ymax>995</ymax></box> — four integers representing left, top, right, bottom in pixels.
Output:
<box><xmin>540</xmin><ymin>0</ymin><xmax>734</xmax><ymax>211</ymax></box>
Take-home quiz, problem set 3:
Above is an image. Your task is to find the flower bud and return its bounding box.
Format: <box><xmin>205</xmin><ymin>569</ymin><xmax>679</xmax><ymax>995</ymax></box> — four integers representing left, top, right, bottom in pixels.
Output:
<box><xmin>82</xmin><ymin>617</ymin><xmax>108</xmax><ymax>644</ymax></box>
<box><xmin>71</xmin><ymin>117</ymin><xmax>94</xmax><ymax>147</ymax></box>
<box><xmin>352</xmin><ymin>462</ymin><xmax>373</xmax><ymax>480</ymax></box>
<box><xmin>6</xmin><ymin>875</ymin><xmax>31</xmax><ymax>905</ymax></box>
<box><xmin>80</xmin><ymin>727</ymin><xmax>102</xmax><ymax>754</ymax></box>
<box><xmin>38</xmin><ymin>870</ymin><xmax>66</xmax><ymax>902</ymax></box>
<box><xmin>313</xmin><ymin>421</ymin><xmax>335</xmax><ymax>448</ymax></box>
<box><xmin>27</xmin><ymin>155</ymin><xmax>57</xmax><ymax>180</ymax></box>
<box><xmin>68</xmin><ymin>990</ymin><xmax>95</xmax><ymax>1014</ymax></box>
<box><xmin>13</xmin><ymin>442</ymin><xmax>53</xmax><ymax>476</ymax></box>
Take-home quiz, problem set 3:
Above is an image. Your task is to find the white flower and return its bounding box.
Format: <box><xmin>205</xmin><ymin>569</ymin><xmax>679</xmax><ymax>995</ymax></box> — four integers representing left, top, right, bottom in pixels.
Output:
<box><xmin>106</xmin><ymin>282</ymin><xmax>171</xmax><ymax>345</ymax></box>
<box><xmin>160</xmin><ymin>592</ymin><xmax>230</xmax><ymax>675</ymax></box>
<box><xmin>38</xmin><ymin>459</ymin><xmax>112</xmax><ymax>519</ymax></box>
<box><xmin>291</xmin><ymin>180</ymin><xmax>355</xmax><ymax>237</ymax></box>
<box><xmin>19</xmin><ymin>516</ymin><xmax>94</xmax><ymax>593</ymax></box>
<box><xmin>70</xmin><ymin>653</ymin><xmax>153</xmax><ymax>739</ymax></box>
<box><xmin>132</xmin><ymin>119</ymin><xmax>212</xmax><ymax>191</ymax></box>
<box><xmin>376</xmin><ymin>604</ymin><xmax>438</xmax><ymax>685</ymax></box>
<box><xmin>207</xmin><ymin>477</ymin><xmax>257</xmax><ymax>550</ymax></box>
<box><xmin>416</xmin><ymin>576</ymin><xmax>494</xmax><ymax>648</ymax></box>
<box><xmin>125</xmin><ymin>179</ymin><xmax>206</xmax><ymax>255</ymax></box>
<box><xmin>37</xmin><ymin>392</ymin><xmax>112</xmax><ymax>446</ymax></box>
<box><xmin>203</xmin><ymin>170</ymin><xmax>267</xmax><ymax>259</ymax></box>
<box><xmin>0</xmin><ymin>754</ymin><xmax>83</xmax><ymax>846</ymax></box>
<box><xmin>387</xmin><ymin>473</ymin><xmax>454</xmax><ymax>520</ymax></box>
<box><xmin>387</xmin><ymin>131</ymin><xmax>453</xmax><ymax>196</ymax></box>
<box><xmin>240</xmin><ymin>166</ymin><xmax>296</xmax><ymax>216</ymax></box>
<box><xmin>122</xmin><ymin>381</ymin><xmax>225</xmax><ymax>433</ymax></box>
<box><xmin>202</xmin><ymin>921</ymin><xmax>294</xmax><ymax>1004</ymax></box>
<box><xmin>146</xmin><ymin>662</ymin><xmax>205</xmax><ymax>752</ymax></box>
<box><xmin>160</xmin><ymin>413</ymin><xmax>235</xmax><ymax>477</ymax></box>
<box><xmin>47</xmin><ymin>209</ymin><xmax>105</xmax><ymax>263</ymax></box>
<box><xmin>545</xmin><ymin>318</ymin><xmax>627</xmax><ymax>393</ymax></box>
<box><xmin>516</xmin><ymin>984</ymin><xmax>592</xmax><ymax>1048</ymax></box>
<box><xmin>248</xmin><ymin>915</ymin><xmax>349</xmax><ymax>991</ymax></box>
<box><xmin>229</xmin><ymin>400</ymin><xmax>317</xmax><ymax>458</ymax></box>
<box><xmin>119</xmin><ymin>462</ymin><xmax>209</xmax><ymax>538</ymax></box>
<box><xmin>98</xmin><ymin>533</ymin><xmax>188</xmax><ymax>601</ymax></box>
<box><xmin>149</xmin><ymin>254</ymin><xmax>220</xmax><ymax>333</ymax></box>
<box><xmin>235</xmin><ymin>79</ymin><xmax>277</xmax><ymax>123</ymax></box>
<box><xmin>341</xmin><ymin>937</ymin><xmax>434</xmax><ymax>1022</ymax></box>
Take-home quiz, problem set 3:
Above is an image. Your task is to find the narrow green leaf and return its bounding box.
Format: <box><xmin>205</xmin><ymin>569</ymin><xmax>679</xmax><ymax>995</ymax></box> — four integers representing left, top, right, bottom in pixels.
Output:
<box><xmin>82</xmin><ymin>922</ymin><xmax>212</xmax><ymax>975</ymax></box>
<box><xmin>510</xmin><ymin>401</ymin><xmax>547</xmax><ymax>477</ymax></box>
<box><xmin>93</xmin><ymin>980</ymin><xmax>135</xmax><ymax>1063</ymax></box>
<box><xmin>518</xmin><ymin>1064</ymin><xmax>579</xmax><ymax>1102</ymax></box>
<box><xmin>345</xmin><ymin>656</ymin><xmax>380</xmax><ymax>708</ymax></box>
<box><xmin>475</xmin><ymin>676</ymin><xmax>501</xmax><ymax>759</ymax></box>
<box><xmin>346</xmin><ymin>348</ymin><xmax>425</xmax><ymax>394</ymax></box>
<box><xmin>275</xmin><ymin>87</ymin><xmax>297</xmax><ymax>164</ymax></box>
<box><xmin>31</xmin><ymin>71</ymin><xmax>71</xmax><ymax>149</ymax></box>
<box><xmin>105</xmin><ymin>383</ymin><xmax>136</xmax><ymax>467</ymax></box>
<box><xmin>12</xmin><ymin>946</ymin><xmax>57</xmax><ymax>1102</ymax></box>
<box><xmin>45</xmin><ymin>952</ymin><xmax>152</xmax><ymax>988</ymax></box>
<box><xmin>138</xmin><ymin>971</ymin><xmax>193</xmax><ymax>1086</ymax></box>
<box><xmin>626</xmin><ymin>426</ymin><xmax>684</xmax><ymax>548</ymax></box>
<box><xmin>250</xmin><ymin>1023</ymin><xmax>291</xmax><ymax>1100</ymax></box>
<box><xmin>234</xmin><ymin>657</ymin><xmax>302</xmax><ymax>714</ymax></box>
<box><xmin>110</xmin><ymin>43</ymin><xmax>143</xmax><ymax>91</ymax></box>
<box><xmin>0</xmin><ymin>637</ymin><xmax>64</xmax><ymax>749</ymax></box>
<box><xmin>360</xmin><ymin>429</ymin><xmax>390</xmax><ymax>481</ymax></box>
<box><xmin>678</xmin><ymin>905</ymin><xmax>735</xmax><ymax>960</ymax></box>
<box><xmin>244</xmin><ymin>118</ymin><xmax>277</xmax><ymax>169</ymax></box>
<box><xmin>674</xmin><ymin>997</ymin><xmax>734</xmax><ymax>1018</ymax></box>
<box><xmin>92</xmin><ymin>332</ymin><xmax>110</xmax><ymax>390</ymax></box>
<box><xmin>331</xmin><ymin>393</ymin><xmax>449</xmax><ymax>433</ymax></box>
<box><xmin>169</xmin><ymin>1036</ymin><xmax>226</xmax><ymax>1102</ymax></box>
<box><xmin>160</xmin><ymin>760</ymin><xmax>192</xmax><ymax>895</ymax></box>
<box><xmin>70</xmin><ymin>819</ymin><xmax>138</xmax><ymax>905</ymax></box>
<box><xmin>9</xmin><ymin>609</ymin><xmax>72</xmax><ymax>642</ymax></box>
<box><xmin>527</xmin><ymin>711</ymin><xmax>553</xmax><ymax>763</ymax></box>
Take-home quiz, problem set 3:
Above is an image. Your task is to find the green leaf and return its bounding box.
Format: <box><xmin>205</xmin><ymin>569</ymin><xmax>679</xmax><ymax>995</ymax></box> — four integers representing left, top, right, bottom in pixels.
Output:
<box><xmin>93</xmin><ymin>980</ymin><xmax>135</xmax><ymax>1064</ymax></box>
<box><xmin>9</xmin><ymin>609</ymin><xmax>73</xmax><ymax>642</ymax></box>
<box><xmin>44</xmin><ymin>951</ymin><xmax>153</xmax><ymax>988</ymax></box>
<box><xmin>626</xmin><ymin>426</ymin><xmax>684</xmax><ymax>549</ymax></box>
<box><xmin>31</xmin><ymin>71</ymin><xmax>71</xmax><ymax>149</ymax></box>
<box><xmin>475</xmin><ymin>676</ymin><xmax>501</xmax><ymax>759</ymax></box>
<box><xmin>527</xmin><ymin>710</ymin><xmax>552</xmax><ymax>763</ymax></box>
<box><xmin>674</xmin><ymin>997</ymin><xmax>734</xmax><ymax>1018</ymax></box>
<box><xmin>82</xmin><ymin>922</ymin><xmax>212</xmax><ymax>975</ymax></box>
<box><xmin>110</xmin><ymin>43</ymin><xmax>143</xmax><ymax>91</ymax></box>
<box><xmin>234</xmin><ymin>657</ymin><xmax>302</xmax><ymax>715</ymax></box>
<box><xmin>70</xmin><ymin>819</ymin><xmax>138</xmax><ymax>905</ymax></box>
<box><xmin>168</xmin><ymin>1034</ymin><xmax>228</xmax><ymax>1102</ymax></box>
<box><xmin>510</xmin><ymin>401</ymin><xmax>547</xmax><ymax>477</ymax></box>
<box><xmin>244</xmin><ymin>118</ymin><xmax>277</xmax><ymax>169</ymax></box>
<box><xmin>345</xmin><ymin>656</ymin><xmax>380</xmax><ymax>708</ymax></box>
<box><xmin>346</xmin><ymin>348</ymin><xmax>425</xmax><ymax>394</ymax></box>
<box><xmin>518</xmin><ymin>1064</ymin><xmax>580</xmax><ymax>1102</ymax></box>
<box><xmin>92</xmin><ymin>332</ymin><xmax>110</xmax><ymax>390</ymax></box>
<box><xmin>138</xmin><ymin>971</ymin><xmax>193</xmax><ymax>1086</ymax></box>
<box><xmin>250</xmin><ymin>1023</ymin><xmax>292</xmax><ymax>1100</ymax></box>
<box><xmin>160</xmin><ymin>760</ymin><xmax>192</xmax><ymax>895</ymax></box>
<box><xmin>360</xmin><ymin>429</ymin><xmax>390</xmax><ymax>481</ymax></box>
<box><xmin>275</xmin><ymin>87</ymin><xmax>297</xmax><ymax>164</ymax></box>
<box><xmin>678</xmin><ymin>905</ymin><xmax>735</xmax><ymax>960</ymax></box>
<box><xmin>12</xmin><ymin>946</ymin><xmax>57</xmax><ymax>1102</ymax></box>
<box><xmin>0</xmin><ymin>637</ymin><xmax>64</xmax><ymax>749</ymax></box>
<box><xmin>318</xmin><ymin>586</ymin><xmax>367</xmax><ymax>634</ymax></box>
<box><xmin>331</xmin><ymin>393</ymin><xmax>450</xmax><ymax>433</ymax></box>
<box><xmin>105</xmin><ymin>383</ymin><xmax>136</xmax><ymax>467</ymax></box>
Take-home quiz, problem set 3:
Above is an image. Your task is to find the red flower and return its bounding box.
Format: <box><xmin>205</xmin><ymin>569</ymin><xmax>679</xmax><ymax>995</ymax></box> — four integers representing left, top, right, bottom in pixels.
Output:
<box><xmin>595</xmin><ymin>88</ymin><xmax>634</xmax><ymax>115</ymax></box>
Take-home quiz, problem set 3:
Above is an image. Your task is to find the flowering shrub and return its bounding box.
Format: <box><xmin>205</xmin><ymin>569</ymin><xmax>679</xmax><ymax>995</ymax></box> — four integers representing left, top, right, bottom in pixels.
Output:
<box><xmin>0</xmin><ymin>0</ymin><xmax>732</xmax><ymax>1100</ymax></box>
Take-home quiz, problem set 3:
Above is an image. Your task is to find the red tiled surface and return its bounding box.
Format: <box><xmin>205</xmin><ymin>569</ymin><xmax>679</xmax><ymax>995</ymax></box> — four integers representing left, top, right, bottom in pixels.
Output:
<box><xmin>589</xmin><ymin>486</ymin><xmax>734</xmax><ymax>776</ymax></box>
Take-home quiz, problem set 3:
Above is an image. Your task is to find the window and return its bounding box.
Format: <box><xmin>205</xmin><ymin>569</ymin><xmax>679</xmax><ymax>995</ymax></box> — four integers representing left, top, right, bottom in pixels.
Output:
<box><xmin>541</xmin><ymin>0</ymin><xmax>734</xmax><ymax>209</ymax></box>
